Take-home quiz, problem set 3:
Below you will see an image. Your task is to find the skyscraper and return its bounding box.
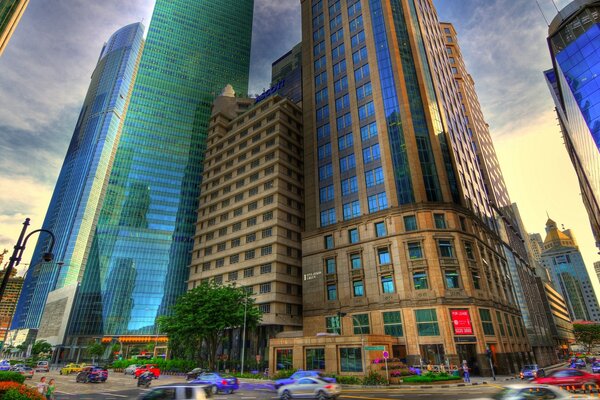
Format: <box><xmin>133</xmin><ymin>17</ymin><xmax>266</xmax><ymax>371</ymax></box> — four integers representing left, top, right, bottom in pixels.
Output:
<box><xmin>270</xmin><ymin>0</ymin><xmax>530</xmax><ymax>376</ymax></box>
<box><xmin>0</xmin><ymin>0</ymin><xmax>28</xmax><ymax>56</ymax></box>
<box><xmin>66</xmin><ymin>0</ymin><xmax>254</xmax><ymax>349</ymax></box>
<box><xmin>545</xmin><ymin>0</ymin><xmax>600</xmax><ymax>250</ymax></box>
<box><xmin>0</xmin><ymin>267</ymin><xmax>23</xmax><ymax>344</ymax></box>
<box><xmin>539</xmin><ymin>218</ymin><xmax>600</xmax><ymax>322</ymax></box>
<box><xmin>10</xmin><ymin>23</ymin><xmax>145</xmax><ymax>341</ymax></box>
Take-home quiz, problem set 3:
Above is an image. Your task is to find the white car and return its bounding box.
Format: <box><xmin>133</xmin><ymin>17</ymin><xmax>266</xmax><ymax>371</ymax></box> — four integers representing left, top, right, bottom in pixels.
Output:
<box><xmin>473</xmin><ymin>383</ymin><xmax>574</xmax><ymax>400</ymax></box>
<box><xmin>277</xmin><ymin>377</ymin><xmax>341</xmax><ymax>400</ymax></box>
<box><xmin>124</xmin><ymin>364</ymin><xmax>141</xmax><ymax>375</ymax></box>
<box><xmin>138</xmin><ymin>384</ymin><xmax>211</xmax><ymax>400</ymax></box>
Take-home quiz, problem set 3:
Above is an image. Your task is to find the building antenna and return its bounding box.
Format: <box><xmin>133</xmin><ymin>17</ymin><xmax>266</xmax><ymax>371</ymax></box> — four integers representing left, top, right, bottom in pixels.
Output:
<box><xmin>535</xmin><ymin>0</ymin><xmax>550</xmax><ymax>26</ymax></box>
<box><xmin>550</xmin><ymin>0</ymin><xmax>560</xmax><ymax>14</ymax></box>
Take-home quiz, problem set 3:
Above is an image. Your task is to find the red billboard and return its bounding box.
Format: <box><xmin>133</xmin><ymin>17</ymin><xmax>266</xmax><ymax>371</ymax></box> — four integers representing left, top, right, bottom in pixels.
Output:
<box><xmin>451</xmin><ymin>309</ymin><xmax>473</xmax><ymax>335</ymax></box>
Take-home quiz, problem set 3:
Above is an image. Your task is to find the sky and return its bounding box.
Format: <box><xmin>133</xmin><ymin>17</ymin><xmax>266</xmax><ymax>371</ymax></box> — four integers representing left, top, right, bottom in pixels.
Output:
<box><xmin>0</xmin><ymin>0</ymin><xmax>597</xmax><ymax>292</ymax></box>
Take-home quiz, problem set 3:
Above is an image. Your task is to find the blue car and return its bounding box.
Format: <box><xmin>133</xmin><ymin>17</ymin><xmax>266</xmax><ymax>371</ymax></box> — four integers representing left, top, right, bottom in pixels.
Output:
<box><xmin>191</xmin><ymin>372</ymin><xmax>239</xmax><ymax>394</ymax></box>
<box><xmin>274</xmin><ymin>370</ymin><xmax>336</xmax><ymax>389</ymax></box>
<box><xmin>0</xmin><ymin>361</ymin><xmax>11</xmax><ymax>371</ymax></box>
<box><xmin>519</xmin><ymin>364</ymin><xmax>545</xmax><ymax>380</ymax></box>
<box><xmin>592</xmin><ymin>362</ymin><xmax>600</xmax><ymax>373</ymax></box>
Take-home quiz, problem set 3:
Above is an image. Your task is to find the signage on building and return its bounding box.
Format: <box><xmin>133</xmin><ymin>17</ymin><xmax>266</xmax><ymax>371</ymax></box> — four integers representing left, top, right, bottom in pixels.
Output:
<box><xmin>454</xmin><ymin>336</ymin><xmax>477</xmax><ymax>343</ymax></box>
<box><xmin>255</xmin><ymin>79</ymin><xmax>286</xmax><ymax>104</ymax></box>
<box><xmin>303</xmin><ymin>271</ymin><xmax>322</xmax><ymax>281</ymax></box>
<box><xmin>451</xmin><ymin>309</ymin><xmax>473</xmax><ymax>335</ymax></box>
<box><xmin>364</xmin><ymin>345</ymin><xmax>385</xmax><ymax>351</ymax></box>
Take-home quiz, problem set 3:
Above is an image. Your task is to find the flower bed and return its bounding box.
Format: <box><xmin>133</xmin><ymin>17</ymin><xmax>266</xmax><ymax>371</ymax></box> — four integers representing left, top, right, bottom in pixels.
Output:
<box><xmin>0</xmin><ymin>381</ymin><xmax>45</xmax><ymax>399</ymax></box>
<box><xmin>401</xmin><ymin>372</ymin><xmax>462</xmax><ymax>384</ymax></box>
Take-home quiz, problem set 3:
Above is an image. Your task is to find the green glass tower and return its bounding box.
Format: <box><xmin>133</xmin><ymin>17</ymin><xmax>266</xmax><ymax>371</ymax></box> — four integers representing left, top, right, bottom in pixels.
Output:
<box><xmin>68</xmin><ymin>0</ymin><xmax>254</xmax><ymax>340</ymax></box>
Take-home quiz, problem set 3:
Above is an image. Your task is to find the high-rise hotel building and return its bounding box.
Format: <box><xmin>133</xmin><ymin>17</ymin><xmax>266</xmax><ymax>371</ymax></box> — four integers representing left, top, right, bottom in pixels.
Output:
<box><xmin>269</xmin><ymin>0</ymin><xmax>530</xmax><ymax>376</ymax></box>
<box><xmin>188</xmin><ymin>86</ymin><xmax>304</xmax><ymax>362</ymax></box>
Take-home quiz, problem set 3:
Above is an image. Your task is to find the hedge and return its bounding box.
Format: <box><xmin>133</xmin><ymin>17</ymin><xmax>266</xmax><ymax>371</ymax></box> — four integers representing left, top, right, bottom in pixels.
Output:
<box><xmin>0</xmin><ymin>382</ymin><xmax>44</xmax><ymax>400</ymax></box>
<box><xmin>0</xmin><ymin>372</ymin><xmax>25</xmax><ymax>384</ymax></box>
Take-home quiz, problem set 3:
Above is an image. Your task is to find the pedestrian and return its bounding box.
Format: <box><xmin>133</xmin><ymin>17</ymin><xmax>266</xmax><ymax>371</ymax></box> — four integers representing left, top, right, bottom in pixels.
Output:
<box><xmin>46</xmin><ymin>378</ymin><xmax>56</xmax><ymax>400</ymax></box>
<box><xmin>462</xmin><ymin>360</ymin><xmax>470</xmax><ymax>383</ymax></box>
<box><xmin>36</xmin><ymin>376</ymin><xmax>48</xmax><ymax>395</ymax></box>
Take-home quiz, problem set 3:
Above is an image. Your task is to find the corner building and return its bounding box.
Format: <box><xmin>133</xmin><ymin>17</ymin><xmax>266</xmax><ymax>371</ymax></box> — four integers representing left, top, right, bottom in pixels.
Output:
<box><xmin>269</xmin><ymin>0</ymin><xmax>530</xmax><ymax>376</ymax></box>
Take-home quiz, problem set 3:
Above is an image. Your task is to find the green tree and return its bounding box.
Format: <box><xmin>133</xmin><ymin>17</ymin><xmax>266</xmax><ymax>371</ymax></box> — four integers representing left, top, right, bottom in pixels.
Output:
<box><xmin>573</xmin><ymin>323</ymin><xmax>600</xmax><ymax>353</ymax></box>
<box><xmin>87</xmin><ymin>342</ymin><xmax>105</xmax><ymax>364</ymax></box>
<box><xmin>31</xmin><ymin>340</ymin><xmax>52</xmax><ymax>357</ymax></box>
<box><xmin>158</xmin><ymin>281</ymin><xmax>261</xmax><ymax>369</ymax></box>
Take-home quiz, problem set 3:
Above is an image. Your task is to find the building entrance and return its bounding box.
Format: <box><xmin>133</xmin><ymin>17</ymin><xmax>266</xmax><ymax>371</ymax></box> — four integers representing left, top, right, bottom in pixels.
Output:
<box><xmin>456</xmin><ymin>343</ymin><xmax>479</xmax><ymax>375</ymax></box>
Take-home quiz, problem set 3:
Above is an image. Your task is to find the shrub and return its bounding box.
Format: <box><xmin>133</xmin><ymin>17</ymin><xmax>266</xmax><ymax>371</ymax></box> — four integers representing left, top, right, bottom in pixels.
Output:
<box><xmin>0</xmin><ymin>382</ymin><xmax>44</xmax><ymax>400</ymax></box>
<box><xmin>401</xmin><ymin>372</ymin><xmax>460</xmax><ymax>383</ymax></box>
<box><xmin>328</xmin><ymin>375</ymin><xmax>362</xmax><ymax>385</ymax></box>
<box><xmin>362</xmin><ymin>371</ymin><xmax>387</xmax><ymax>386</ymax></box>
<box><xmin>0</xmin><ymin>372</ymin><xmax>25</xmax><ymax>384</ymax></box>
<box><xmin>390</xmin><ymin>368</ymin><xmax>414</xmax><ymax>377</ymax></box>
<box><xmin>272</xmin><ymin>369</ymin><xmax>297</xmax><ymax>379</ymax></box>
<box><xmin>230</xmin><ymin>372</ymin><xmax>267</xmax><ymax>379</ymax></box>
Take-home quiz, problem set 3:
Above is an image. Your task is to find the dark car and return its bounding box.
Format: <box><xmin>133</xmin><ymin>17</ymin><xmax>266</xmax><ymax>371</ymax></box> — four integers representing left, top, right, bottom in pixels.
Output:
<box><xmin>76</xmin><ymin>366</ymin><xmax>108</xmax><ymax>383</ymax></box>
<box><xmin>592</xmin><ymin>362</ymin><xmax>600</xmax><ymax>373</ymax></box>
<box><xmin>534</xmin><ymin>368</ymin><xmax>600</xmax><ymax>388</ymax></box>
<box><xmin>274</xmin><ymin>370</ymin><xmax>336</xmax><ymax>389</ymax></box>
<box><xmin>519</xmin><ymin>364</ymin><xmax>545</xmax><ymax>380</ymax></box>
<box><xmin>14</xmin><ymin>366</ymin><xmax>34</xmax><ymax>380</ymax></box>
<box><xmin>575</xmin><ymin>358</ymin><xmax>587</xmax><ymax>369</ymax></box>
<box><xmin>190</xmin><ymin>372</ymin><xmax>239</xmax><ymax>394</ymax></box>
<box><xmin>185</xmin><ymin>367</ymin><xmax>209</xmax><ymax>381</ymax></box>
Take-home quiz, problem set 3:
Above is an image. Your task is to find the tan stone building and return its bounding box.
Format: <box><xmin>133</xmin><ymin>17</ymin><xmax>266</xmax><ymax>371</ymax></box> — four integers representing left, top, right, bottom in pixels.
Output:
<box><xmin>188</xmin><ymin>85</ymin><xmax>304</xmax><ymax>364</ymax></box>
<box><xmin>0</xmin><ymin>267</ymin><xmax>23</xmax><ymax>344</ymax></box>
<box><xmin>269</xmin><ymin>0</ymin><xmax>531</xmax><ymax>376</ymax></box>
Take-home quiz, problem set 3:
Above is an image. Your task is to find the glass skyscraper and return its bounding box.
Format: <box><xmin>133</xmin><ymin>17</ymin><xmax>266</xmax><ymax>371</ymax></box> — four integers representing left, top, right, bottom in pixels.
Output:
<box><xmin>11</xmin><ymin>23</ymin><xmax>145</xmax><ymax>332</ymax></box>
<box><xmin>545</xmin><ymin>0</ymin><xmax>600</xmax><ymax>250</ymax></box>
<box><xmin>0</xmin><ymin>0</ymin><xmax>28</xmax><ymax>56</ymax></box>
<box><xmin>67</xmin><ymin>0</ymin><xmax>254</xmax><ymax>340</ymax></box>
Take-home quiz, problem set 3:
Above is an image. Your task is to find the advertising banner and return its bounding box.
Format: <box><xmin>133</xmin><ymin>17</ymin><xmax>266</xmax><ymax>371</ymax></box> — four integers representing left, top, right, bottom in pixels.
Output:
<box><xmin>451</xmin><ymin>309</ymin><xmax>473</xmax><ymax>335</ymax></box>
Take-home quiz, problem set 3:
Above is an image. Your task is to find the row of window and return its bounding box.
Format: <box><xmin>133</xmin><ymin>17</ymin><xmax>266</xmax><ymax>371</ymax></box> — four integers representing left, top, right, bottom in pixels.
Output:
<box><xmin>319</xmin><ymin>192</ymin><xmax>387</xmax><ymax>226</ymax></box>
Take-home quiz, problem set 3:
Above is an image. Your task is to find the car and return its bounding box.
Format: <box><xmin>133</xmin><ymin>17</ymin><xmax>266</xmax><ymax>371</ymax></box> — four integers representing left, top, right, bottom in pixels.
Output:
<box><xmin>35</xmin><ymin>361</ymin><xmax>49</xmax><ymax>372</ymax></box>
<box><xmin>533</xmin><ymin>368</ymin><xmax>600</xmax><ymax>388</ymax></box>
<box><xmin>275</xmin><ymin>371</ymin><xmax>336</xmax><ymax>389</ymax></box>
<box><xmin>592</xmin><ymin>361</ymin><xmax>600</xmax><ymax>373</ymax></box>
<box><xmin>134</xmin><ymin>364</ymin><xmax>161</xmax><ymax>379</ymax></box>
<box><xmin>471</xmin><ymin>383</ymin><xmax>572</xmax><ymax>400</ymax></box>
<box><xmin>138</xmin><ymin>384</ymin><xmax>211</xmax><ymax>400</ymax></box>
<box><xmin>10</xmin><ymin>364</ymin><xmax>26</xmax><ymax>371</ymax></box>
<box><xmin>60</xmin><ymin>363</ymin><xmax>85</xmax><ymax>375</ymax></box>
<box><xmin>185</xmin><ymin>367</ymin><xmax>209</xmax><ymax>381</ymax></box>
<box><xmin>0</xmin><ymin>360</ymin><xmax>11</xmax><ymax>371</ymax></box>
<box><xmin>519</xmin><ymin>364</ymin><xmax>545</xmax><ymax>380</ymax></box>
<box><xmin>13</xmin><ymin>366</ymin><xmax>34</xmax><ymax>380</ymax></box>
<box><xmin>124</xmin><ymin>364</ymin><xmax>142</xmax><ymax>375</ymax></box>
<box><xmin>277</xmin><ymin>377</ymin><xmax>341</xmax><ymax>400</ymax></box>
<box><xmin>76</xmin><ymin>366</ymin><xmax>108</xmax><ymax>383</ymax></box>
<box><xmin>190</xmin><ymin>372</ymin><xmax>239</xmax><ymax>394</ymax></box>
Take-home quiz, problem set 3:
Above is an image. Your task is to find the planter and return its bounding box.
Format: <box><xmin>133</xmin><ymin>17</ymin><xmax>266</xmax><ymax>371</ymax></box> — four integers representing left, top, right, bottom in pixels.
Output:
<box><xmin>400</xmin><ymin>378</ymin><xmax>462</xmax><ymax>385</ymax></box>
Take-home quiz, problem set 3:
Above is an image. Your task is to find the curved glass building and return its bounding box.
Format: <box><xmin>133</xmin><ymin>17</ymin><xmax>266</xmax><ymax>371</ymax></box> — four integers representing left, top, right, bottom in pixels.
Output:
<box><xmin>67</xmin><ymin>0</ymin><xmax>254</xmax><ymax>343</ymax></box>
<box><xmin>11</xmin><ymin>23</ymin><xmax>145</xmax><ymax>334</ymax></box>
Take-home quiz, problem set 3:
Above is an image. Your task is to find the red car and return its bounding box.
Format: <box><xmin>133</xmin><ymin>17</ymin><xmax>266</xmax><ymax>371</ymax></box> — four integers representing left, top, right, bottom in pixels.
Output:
<box><xmin>134</xmin><ymin>364</ymin><xmax>160</xmax><ymax>379</ymax></box>
<box><xmin>534</xmin><ymin>368</ymin><xmax>600</xmax><ymax>388</ymax></box>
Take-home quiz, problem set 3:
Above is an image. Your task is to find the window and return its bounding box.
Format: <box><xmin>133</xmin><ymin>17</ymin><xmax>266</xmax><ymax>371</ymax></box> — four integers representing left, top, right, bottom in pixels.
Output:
<box><xmin>479</xmin><ymin>309</ymin><xmax>495</xmax><ymax>336</ymax></box>
<box><xmin>315</xmin><ymin>86</ymin><xmax>328</xmax><ymax>103</ymax></box>
<box><xmin>434</xmin><ymin>213</ymin><xmax>446</xmax><ymax>229</ymax></box>
<box><xmin>351</xmin><ymin>30</ymin><xmax>365</xmax><ymax>47</ymax></box>
<box><xmin>320</xmin><ymin>208</ymin><xmax>336</xmax><ymax>227</ymax></box>
<box><xmin>248</xmin><ymin>202</ymin><xmax>258</xmax><ymax>211</ymax></box>
<box><xmin>202</xmin><ymin>262</ymin><xmax>211</xmax><ymax>271</ymax></box>
<box><xmin>263</xmin><ymin>211</ymin><xmax>273</xmax><ymax>221</ymax></box>
<box><xmin>276</xmin><ymin>349</ymin><xmax>292</xmax><ymax>370</ymax></box>
<box><xmin>375</xmin><ymin>222</ymin><xmax>386</xmax><ymax>237</ymax></box>
<box><xmin>381</xmin><ymin>276</ymin><xmax>395</xmax><ymax>293</ymax></box>
<box><xmin>413</xmin><ymin>271</ymin><xmax>428</xmax><ymax>290</ymax></box>
<box><xmin>329</xmin><ymin>0</ymin><xmax>341</xmax><ymax>14</ymax></box>
<box><xmin>471</xmin><ymin>270</ymin><xmax>481</xmax><ymax>290</ymax></box>
<box><xmin>362</xmin><ymin>143</ymin><xmax>380</xmax><ymax>163</ymax></box>
<box><xmin>244</xmin><ymin>268</ymin><xmax>254</xmax><ymax>278</ymax></box>
<box><xmin>326</xmin><ymin>315</ymin><xmax>341</xmax><ymax>334</ymax></box>
<box><xmin>339</xmin><ymin>154</ymin><xmax>356</xmax><ymax>172</ymax></box>
<box><xmin>325</xmin><ymin>258</ymin><xmax>336</xmax><ymax>274</ymax></box>
<box><xmin>233</xmin><ymin>222</ymin><xmax>242</xmax><ymax>231</ymax></box>
<box><xmin>360</xmin><ymin>121</ymin><xmax>377</xmax><ymax>141</ymax></box>
<box><xmin>349</xmin><ymin>15</ymin><xmax>363</xmax><ymax>32</ymax></box>
<box><xmin>336</xmin><ymin>112</ymin><xmax>352</xmax><ymax>130</ymax></box>
<box><xmin>343</xmin><ymin>200</ymin><xmax>360</xmax><ymax>220</ymax></box>
<box><xmin>327</xmin><ymin>284</ymin><xmax>337</xmax><ymax>300</ymax></box>
<box><xmin>341</xmin><ymin>176</ymin><xmax>358</xmax><ymax>196</ymax></box>
<box><xmin>438</xmin><ymin>240</ymin><xmax>454</xmax><ymax>258</ymax></box>
<box><xmin>340</xmin><ymin>348</ymin><xmax>362</xmax><ymax>372</ymax></box>
<box><xmin>264</xmin><ymin>195</ymin><xmax>274</xmax><ymax>205</ymax></box>
<box><xmin>444</xmin><ymin>270</ymin><xmax>460</xmax><ymax>289</ymax></box>
<box><xmin>329</xmin><ymin>14</ymin><xmax>342</xmax><ymax>30</ymax></box>
<box><xmin>331</xmin><ymin>43</ymin><xmax>345</xmax><ymax>58</ymax></box>
<box><xmin>353</xmin><ymin>280</ymin><xmax>364</xmax><ymax>297</ymax></box>
<box><xmin>334</xmin><ymin>75</ymin><xmax>348</xmax><ymax>94</ymax></box>
<box><xmin>464</xmin><ymin>242</ymin><xmax>476</xmax><ymax>260</ymax></box>
<box><xmin>365</xmin><ymin>167</ymin><xmax>384</xmax><ymax>187</ymax></box>
<box><xmin>350</xmin><ymin>253</ymin><xmax>362</xmax><ymax>269</ymax></box>
<box><xmin>383</xmin><ymin>311</ymin><xmax>403</xmax><ymax>337</ymax></box>
<box><xmin>408</xmin><ymin>242</ymin><xmax>423</xmax><ymax>259</ymax></box>
<box><xmin>319</xmin><ymin>163</ymin><xmax>333</xmax><ymax>180</ymax></box>
<box><xmin>306</xmin><ymin>348</ymin><xmax>325</xmax><ymax>370</ymax></box>
<box><xmin>348</xmin><ymin>228</ymin><xmax>359</xmax><ymax>243</ymax></box>
<box><xmin>316</xmin><ymin>104</ymin><xmax>329</xmax><ymax>122</ymax></box>
<box><xmin>332</xmin><ymin>58</ymin><xmax>346</xmax><ymax>75</ymax></box>
<box><xmin>352</xmin><ymin>313</ymin><xmax>370</xmax><ymax>334</ymax></box>
<box><xmin>313</xmin><ymin>40</ymin><xmax>325</xmax><ymax>56</ymax></box>
<box><xmin>318</xmin><ymin>142</ymin><xmax>332</xmax><ymax>160</ymax></box>
<box><xmin>245</xmin><ymin>250</ymin><xmax>255</xmax><ymax>260</ymax></box>
<box><xmin>247</xmin><ymin>217</ymin><xmax>257</xmax><ymax>227</ymax></box>
<box><xmin>230</xmin><ymin>254</ymin><xmax>239</xmax><ymax>264</ymax></box>
<box><xmin>315</xmin><ymin>71</ymin><xmax>327</xmax><ymax>86</ymax></box>
<box><xmin>338</xmin><ymin>133</ymin><xmax>354</xmax><ymax>151</ymax></box>
<box><xmin>228</xmin><ymin>271</ymin><xmax>238</xmax><ymax>281</ymax></box>
<box><xmin>377</xmin><ymin>248</ymin><xmax>391</xmax><ymax>265</ymax></box>
<box><xmin>353</xmin><ymin>46</ymin><xmax>368</xmax><ymax>64</ymax></box>
<box><xmin>262</xmin><ymin>228</ymin><xmax>272</xmax><ymax>238</ymax></box>
<box><xmin>348</xmin><ymin>1</ymin><xmax>361</xmax><ymax>16</ymax></box>
<box><xmin>415</xmin><ymin>309</ymin><xmax>440</xmax><ymax>336</ymax></box>
<box><xmin>404</xmin><ymin>215</ymin><xmax>417</xmax><ymax>231</ymax></box>
<box><xmin>356</xmin><ymin>81</ymin><xmax>372</xmax><ymax>100</ymax></box>
<box><xmin>260</xmin><ymin>303</ymin><xmax>271</xmax><ymax>314</ymax></box>
<box><xmin>496</xmin><ymin>310</ymin><xmax>506</xmax><ymax>336</ymax></box>
<box><xmin>354</xmin><ymin>63</ymin><xmax>370</xmax><ymax>81</ymax></box>
<box><xmin>324</xmin><ymin>235</ymin><xmax>334</xmax><ymax>249</ymax></box>
<box><xmin>358</xmin><ymin>101</ymin><xmax>375</xmax><ymax>120</ymax></box>
<box><xmin>505</xmin><ymin>314</ymin><xmax>513</xmax><ymax>337</ymax></box>
<box><xmin>261</xmin><ymin>246</ymin><xmax>273</xmax><ymax>256</ymax></box>
<box><xmin>260</xmin><ymin>264</ymin><xmax>272</xmax><ymax>274</ymax></box>
<box><xmin>260</xmin><ymin>283</ymin><xmax>272</xmax><ymax>293</ymax></box>
<box><xmin>367</xmin><ymin>192</ymin><xmax>388</xmax><ymax>213</ymax></box>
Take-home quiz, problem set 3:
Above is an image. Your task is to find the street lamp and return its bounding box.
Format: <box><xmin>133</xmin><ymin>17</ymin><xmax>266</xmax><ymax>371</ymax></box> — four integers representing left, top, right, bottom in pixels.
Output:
<box><xmin>0</xmin><ymin>218</ymin><xmax>55</xmax><ymax>303</ymax></box>
<box><xmin>240</xmin><ymin>293</ymin><xmax>248</xmax><ymax>374</ymax></box>
<box><xmin>337</xmin><ymin>312</ymin><xmax>367</xmax><ymax>374</ymax></box>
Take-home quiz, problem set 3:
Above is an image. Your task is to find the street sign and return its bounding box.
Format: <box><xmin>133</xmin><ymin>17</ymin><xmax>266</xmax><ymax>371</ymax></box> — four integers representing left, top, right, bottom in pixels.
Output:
<box><xmin>364</xmin><ymin>345</ymin><xmax>385</xmax><ymax>351</ymax></box>
<box><xmin>382</xmin><ymin>351</ymin><xmax>389</xmax><ymax>359</ymax></box>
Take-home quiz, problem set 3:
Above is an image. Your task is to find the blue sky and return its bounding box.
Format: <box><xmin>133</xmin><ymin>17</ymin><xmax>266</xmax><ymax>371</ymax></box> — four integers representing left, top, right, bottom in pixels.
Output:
<box><xmin>0</xmin><ymin>0</ymin><xmax>596</xmax><ymax>286</ymax></box>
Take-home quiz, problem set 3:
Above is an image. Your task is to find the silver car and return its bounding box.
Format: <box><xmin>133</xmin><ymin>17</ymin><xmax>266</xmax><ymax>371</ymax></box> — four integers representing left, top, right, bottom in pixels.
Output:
<box><xmin>138</xmin><ymin>384</ymin><xmax>212</xmax><ymax>400</ymax></box>
<box><xmin>278</xmin><ymin>377</ymin><xmax>341</xmax><ymax>400</ymax></box>
<box><xmin>473</xmin><ymin>383</ymin><xmax>573</xmax><ymax>400</ymax></box>
<box><xmin>124</xmin><ymin>364</ymin><xmax>141</xmax><ymax>375</ymax></box>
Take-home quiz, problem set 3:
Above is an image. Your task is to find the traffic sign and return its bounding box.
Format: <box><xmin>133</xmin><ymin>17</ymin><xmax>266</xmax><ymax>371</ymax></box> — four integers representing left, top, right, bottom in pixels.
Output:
<box><xmin>382</xmin><ymin>351</ymin><xmax>389</xmax><ymax>359</ymax></box>
<box><xmin>364</xmin><ymin>345</ymin><xmax>385</xmax><ymax>351</ymax></box>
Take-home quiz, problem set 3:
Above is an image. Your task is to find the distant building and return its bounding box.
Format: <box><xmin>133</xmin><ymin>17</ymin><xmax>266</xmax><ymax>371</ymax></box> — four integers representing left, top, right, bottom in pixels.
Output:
<box><xmin>188</xmin><ymin>85</ymin><xmax>304</xmax><ymax>364</ymax></box>
<box><xmin>539</xmin><ymin>218</ymin><xmax>600</xmax><ymax>322</ymax></box>
<box><xmin>271</xmin><ymin>42</ymin><xmax>301</xmax><ymax>83</ymax></box>
<box><xmin>595</xmin><ymin>261</ymin><xmax>600</xmax><ymax>286</ymax></box>
<box><xmin>0</xmin><ymin>0</ymin><xmax>28</xmax><ymax>56</ymax></box>
<box><xmin>0</xmin><ymin>268</ymin><xmax>23</xmax><ymax>344</ymax></box>
<box><xmin>545</xmin><ymin>0</ymin><xmax>600</xmax><ymax>250</ymax></box>
<box><xmin>256</xmin><ymin>43</ymin><xmax>302</xmax><ymax>105</ymax></box>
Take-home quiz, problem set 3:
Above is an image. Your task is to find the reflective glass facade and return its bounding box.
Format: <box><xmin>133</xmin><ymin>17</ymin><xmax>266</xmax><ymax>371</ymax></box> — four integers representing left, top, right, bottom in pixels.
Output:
<box><xmin>12</xmin><ymin>23</ymin><xmax>145</xmax><ymax>330</ymax></box>
<box><xmin>68</xmin><ymin>0</ymin><xmax>254</xmax><ymax>337</ymax></box>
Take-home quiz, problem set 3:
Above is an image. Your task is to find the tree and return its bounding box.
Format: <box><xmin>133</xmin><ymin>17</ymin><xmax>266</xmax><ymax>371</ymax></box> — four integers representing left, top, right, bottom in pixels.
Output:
<box><xmin>31</xmin><ymin>340</ymin><xmax>52</xmax><ymax>357</ymax></box>
<box><xmin>158</xmin><ymin>281</ymin><xmax>261</xmax><ymax>369</ymax></box>
<box><xmin>573</xmin><ymin>323</ymin><xmax>600</xmax><ymax>353</ymax></box>
<box><xmin>87</xmin><ymin>342</ymin><xmax>105</xmax><ymax>364</ymax></box>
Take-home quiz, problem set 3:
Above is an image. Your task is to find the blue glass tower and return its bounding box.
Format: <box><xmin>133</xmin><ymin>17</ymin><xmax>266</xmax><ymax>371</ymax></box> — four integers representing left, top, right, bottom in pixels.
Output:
<box><xmin>11</xmin><ymin>23</ymin><xmax>145</xmax><ymax>332</ymax></box>
<box><xmin>67</xmin><ymin>0</ymin><xmax>254</xmax><ymax>340</ymax></box>
<box><xmin>545</xmin><ymin>0</ymin><xmax>600</xmax><ymax>250</ymax></box>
